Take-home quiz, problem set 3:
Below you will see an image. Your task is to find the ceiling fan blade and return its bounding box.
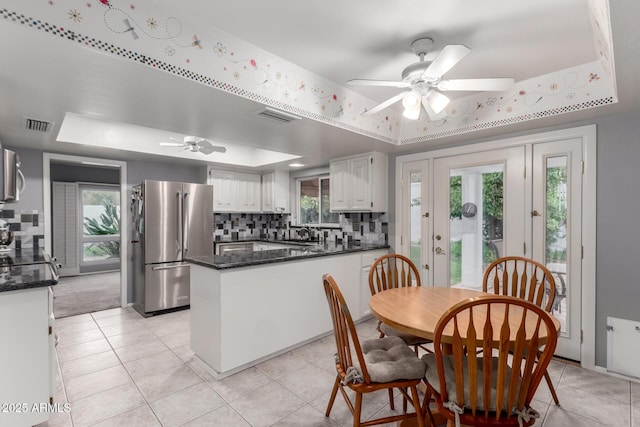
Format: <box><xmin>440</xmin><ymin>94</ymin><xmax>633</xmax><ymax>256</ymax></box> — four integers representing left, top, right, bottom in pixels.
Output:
<box><xmin>437</xmin><ymin>78</ymin><xmax>515</xmax><ymax>92</ymax></box>
<box><xmin>197</xmin><ymin>140</ymin><xmax>226</xmax><ymax>155</ymax></box>
<box><xmin>421</xmin><ymin>96</ymin><xmax>447</xmax><ymax>122</ymax></box>
<box><xmin>348</xmin><ymin>79</ymin><xmax>411</xmax><ymax>88</ymax></box>
<box><xmin>160</xmin><ymin>142</ymin><xmax>184</xmax><ymax>147</ymax></box>
<box><xmin>362</xmin><ymin>91</ymin><xmax>410</xmax><ymax>116</ymax></box>
<box><xmin>423</xmin><ymin>44</ymin><xmax>471</xmax><ymax>79</ymax></box>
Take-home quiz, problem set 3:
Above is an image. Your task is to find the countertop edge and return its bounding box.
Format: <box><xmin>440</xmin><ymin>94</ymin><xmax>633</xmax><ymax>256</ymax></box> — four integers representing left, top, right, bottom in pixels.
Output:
<box><xmin>0</xmin><ymin>279</ymin><xmax>58</xmax><ymax>293</ymax></box>
<box><xmin>187</xmin><ymin>244</ymin><xmax>389</xmax><ymax>270</ymax></box>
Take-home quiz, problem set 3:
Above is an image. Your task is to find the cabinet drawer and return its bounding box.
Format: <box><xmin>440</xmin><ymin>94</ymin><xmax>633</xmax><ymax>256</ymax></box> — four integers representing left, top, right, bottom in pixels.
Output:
<box><xmin>361</xmin><ymin>251</ymin><xmax>386</xmax><ymax>267</ymax></box>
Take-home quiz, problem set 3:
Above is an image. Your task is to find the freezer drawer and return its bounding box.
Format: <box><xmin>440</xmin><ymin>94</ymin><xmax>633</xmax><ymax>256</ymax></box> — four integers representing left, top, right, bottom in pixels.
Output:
<box><xmin>145</xmin><ymin>262</ymin><xmax>190</xmax><ymax>312</ymax></box>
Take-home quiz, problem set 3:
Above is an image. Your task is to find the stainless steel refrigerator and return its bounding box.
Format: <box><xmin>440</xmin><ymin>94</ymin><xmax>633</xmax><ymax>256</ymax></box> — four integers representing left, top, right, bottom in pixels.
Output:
<box><xmin>131</xmin><ymin>180</ymin><xmax>213</xmax><ymax>316</ymax></box>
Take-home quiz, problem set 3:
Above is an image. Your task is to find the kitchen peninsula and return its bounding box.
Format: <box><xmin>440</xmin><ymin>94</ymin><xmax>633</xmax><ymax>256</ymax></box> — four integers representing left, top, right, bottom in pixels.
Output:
<box><xmin>186</xmin><ymin>241</ymin><xmax>388</xmax><ymax>379</ymax></box>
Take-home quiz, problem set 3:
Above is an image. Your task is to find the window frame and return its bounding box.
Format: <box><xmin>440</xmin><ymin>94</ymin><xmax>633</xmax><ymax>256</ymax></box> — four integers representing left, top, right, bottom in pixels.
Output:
<box><xmin>295</xmin><ymin>174</ymin><xmax>339</xmax><ymax>226</ymax></box>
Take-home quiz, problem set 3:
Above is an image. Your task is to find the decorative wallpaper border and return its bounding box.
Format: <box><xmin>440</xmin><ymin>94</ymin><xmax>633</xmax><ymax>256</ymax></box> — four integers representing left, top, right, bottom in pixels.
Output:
<box><xmin>0</xmin><ymin>1</ymin><xmax>618</xmax><ymax>146</ymax></box>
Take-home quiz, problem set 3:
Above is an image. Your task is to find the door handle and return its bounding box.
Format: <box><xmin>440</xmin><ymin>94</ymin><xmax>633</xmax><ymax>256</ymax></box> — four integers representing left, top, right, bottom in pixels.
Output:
<box><xmin>183</xmin><ymin>192</ymin><xmax>189</xmax><ymax>253</ymax></box>
<box><xmin>435</xmin><ymin>247</ymin><xmax>446</xmax><ymax>255</ymax></box>
<box><xmin>152</xmin><ymin>264</ymin><xmax>185</xmax><ymax>271</ymax></box>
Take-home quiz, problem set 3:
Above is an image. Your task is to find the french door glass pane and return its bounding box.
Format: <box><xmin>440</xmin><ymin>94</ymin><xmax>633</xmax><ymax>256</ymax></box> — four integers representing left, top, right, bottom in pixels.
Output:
<box><xmin>449</xmin><ymin>164</ymin><xmax>504</xmax><ymax>288</ymax></box>
<box><xmin>545</xmin><ymin>156</ymin><xmax>568</xmax><ymax>332</ymax></box>
<box><xmin>409</xmin><ymin>172</ymin><xmax>421</xmax><ymax>268</ymax></box>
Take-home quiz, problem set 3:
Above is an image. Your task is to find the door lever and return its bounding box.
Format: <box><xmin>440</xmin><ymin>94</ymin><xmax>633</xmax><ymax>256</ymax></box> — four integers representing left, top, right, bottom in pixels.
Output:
<box><xmin>435</xmin><ymin>247</ymin><xmax>446</xmax><ymax>255</ymax></box>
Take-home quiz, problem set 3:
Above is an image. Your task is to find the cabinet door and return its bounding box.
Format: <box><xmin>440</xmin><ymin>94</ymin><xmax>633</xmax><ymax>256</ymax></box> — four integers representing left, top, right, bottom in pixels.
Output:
<box><xmin>209</xmin><ymin>170</ymin><xmax>237</xmax><ymax>211</ymax></box>
<box><xmin>237</xmin><ymin>173</ymin><xmax>261</xmax><ymax>212</ymax></box>
<box><xmin>330</xmin><ymin>160</ymin><xmax>350</xmax><ymax>211</ymax></box>
<box><xmin>350</xmin><ymin>156</ymin><xmax>372</xmax><ymax>210</ymax></box>
<box><xmin>262</xmin><ymin>172</ymin><xmax>275</xmax><ymax>211</ymax></box>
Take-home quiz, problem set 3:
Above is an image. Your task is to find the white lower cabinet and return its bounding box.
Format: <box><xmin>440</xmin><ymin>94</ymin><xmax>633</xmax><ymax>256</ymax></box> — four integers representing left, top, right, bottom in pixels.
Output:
<box><xmin>359</xmin><ymin>250</ymin><xmax>388</xmax><ymax>319</ymax></box>
<box><xmin>0</xmin><ymin>287</ymin><xmax>55</xmax><ymax>427</ymax></box>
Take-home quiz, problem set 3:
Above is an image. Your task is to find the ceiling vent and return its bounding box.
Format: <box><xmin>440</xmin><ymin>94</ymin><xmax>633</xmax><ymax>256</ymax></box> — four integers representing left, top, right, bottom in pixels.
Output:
<box><xmin>24</xmin><ymin>117</ymin><xmax>53</xmax><ymax>132</ymax></box>
<box><xmin>257</xmin><ymin>107</ymin><xmax>301</xmax><ymax>123</ymax></box>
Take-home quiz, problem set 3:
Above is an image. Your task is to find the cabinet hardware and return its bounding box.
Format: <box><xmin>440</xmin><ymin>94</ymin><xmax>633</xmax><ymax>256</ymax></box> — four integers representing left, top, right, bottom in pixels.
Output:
<box><xmin>531</xmin><ymin>210</ymin><xmax>540</xmax><ymax>217</ymax></box>
<box><xmin>422</xmin><ymin>212</ymin><xmax>429</xmax><ymax>218</ymax></box>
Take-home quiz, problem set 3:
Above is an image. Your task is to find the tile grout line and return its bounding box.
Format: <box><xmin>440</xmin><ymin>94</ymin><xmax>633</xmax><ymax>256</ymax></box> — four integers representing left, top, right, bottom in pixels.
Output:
<box><xmin>84</xmin><ymin>311</ymin><xmax>164</xmax><ymax>427</ymax></box>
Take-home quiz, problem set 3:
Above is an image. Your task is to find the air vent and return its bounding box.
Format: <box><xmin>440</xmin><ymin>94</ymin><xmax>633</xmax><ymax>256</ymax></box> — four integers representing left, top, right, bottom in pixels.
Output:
<box><xmin>257</xmin><ymin>107</ymin><xmax>301</xmax><ymax>123</ymax></box>
<box><xmin>24</xmin><ymin>117</ymin><xmax>53</xmax><ymax>133</ymax></box>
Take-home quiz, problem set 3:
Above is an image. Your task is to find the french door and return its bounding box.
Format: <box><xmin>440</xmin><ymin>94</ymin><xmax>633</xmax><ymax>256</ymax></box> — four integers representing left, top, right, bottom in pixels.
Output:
<box><xmin>401</xmin><ymin>140</ymin><xmax>584</xmax><ymax>360</ymax></box>
<box><xmin>531</xmin><ymin>138</ymin><xmax>583</xmax><ymax>360</ymax></box>
<box><xmin>433</xmin><ymin>147</ymin><xmax>526</xmax><ymax>289</ymax></box>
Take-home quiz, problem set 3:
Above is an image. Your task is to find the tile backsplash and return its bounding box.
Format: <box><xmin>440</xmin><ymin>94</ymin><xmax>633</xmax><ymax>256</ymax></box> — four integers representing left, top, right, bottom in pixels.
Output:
<box><xmin>214</xmin><ymin>212</ymin><xmax>388</xmax><ymax>244</ymax></box>
<box><xmin>0</xmin><ymin>209</ymin><xmax>44</xmax><ymax>250</ymax></box>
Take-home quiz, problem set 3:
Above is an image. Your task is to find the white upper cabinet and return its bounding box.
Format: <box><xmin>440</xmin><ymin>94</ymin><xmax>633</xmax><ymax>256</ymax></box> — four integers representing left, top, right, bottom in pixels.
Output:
<box><xmin>329</xmin><ymin>160</ymin><xmax>350</xmax><ymax>211</ymax></box>
<box><xmin>329</xmin><ymin>152</ymin><xmax>388</xmax><ymax>212</ymax></box>
<box><xmin>209</xmin><ymin>169</ymin><xmax>237</xmax><ymax>211</ymax></box>
<box><xmin>262</xmin><ymin>170</ymin><xmax>290</xmax><ymax>213</ymax></box>
<box><xmin>207</xmin><ymin>167</ymin><xmax>261</xmax><ymax>212</ymax></box>
<box><xmin>237</xmin><ymin>173</ymin><xmax>261</xmax><ymax>212</ymax></box>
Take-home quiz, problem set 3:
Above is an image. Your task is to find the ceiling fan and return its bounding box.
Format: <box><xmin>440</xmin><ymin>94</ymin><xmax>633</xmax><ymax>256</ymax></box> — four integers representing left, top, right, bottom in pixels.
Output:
<box><xmin>159</xmin><ymin>136</ymin><xmax>226</xmax><ymax>155</ymax></box>
<box><xmin>348</xmin><ymin>37</ymin><xmax>515</xmax><ymax>121</ymax></box>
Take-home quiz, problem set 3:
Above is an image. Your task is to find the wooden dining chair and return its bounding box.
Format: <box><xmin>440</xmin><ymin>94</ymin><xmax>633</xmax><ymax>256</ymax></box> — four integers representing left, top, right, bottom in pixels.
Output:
<box><xmin>422</xmin><ymin>295</ymin><xmax>558</xmax><ymax>427</ymax></box>
<box><xmin>482</xmin><ymin>256</ymin><xmax>560</xmax><ymax>405</ymax></box>
<box><xmin>369</xmin><ymin>254</ymin><xmax>434</xmax><ymax>355</ymax></box>
<box><xmin>322</xmin><ymin>274</ymin><xmax>426</xmax><ymax>427</ymax></box>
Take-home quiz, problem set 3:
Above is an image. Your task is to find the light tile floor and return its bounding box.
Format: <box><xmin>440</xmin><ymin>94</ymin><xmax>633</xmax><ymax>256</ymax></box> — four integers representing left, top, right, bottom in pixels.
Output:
<box><xmin>38</xmin><ymin>306</ymin><xmax>637</xmax><ymax>427</ymax></box>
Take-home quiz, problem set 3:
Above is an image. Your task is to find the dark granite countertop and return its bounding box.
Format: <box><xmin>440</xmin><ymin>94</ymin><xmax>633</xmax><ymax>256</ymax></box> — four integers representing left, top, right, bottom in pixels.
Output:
<box><xmin>187</xmin><ymin>241</ymin><xmax>389</xmax><ymax>270</ymax></box>
<box><xmin>0</xmin><ymin>249</ymin><xmax>58</xmax><ymax>292</ymax></box>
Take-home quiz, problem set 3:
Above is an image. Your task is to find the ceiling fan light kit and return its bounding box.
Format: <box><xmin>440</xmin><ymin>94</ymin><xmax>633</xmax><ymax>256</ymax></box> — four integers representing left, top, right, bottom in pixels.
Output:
<box><xmin>349</xmin><ymin>37</ymin><xmax>514</xmax><ymax>121</ymax></box>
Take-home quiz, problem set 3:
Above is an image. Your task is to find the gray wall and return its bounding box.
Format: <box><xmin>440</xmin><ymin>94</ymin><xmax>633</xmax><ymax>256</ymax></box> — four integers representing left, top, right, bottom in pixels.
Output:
<box><xmin>387</xmin><ymin>109</ymin><xmax>640</xmax><ymax>368</ymax></box>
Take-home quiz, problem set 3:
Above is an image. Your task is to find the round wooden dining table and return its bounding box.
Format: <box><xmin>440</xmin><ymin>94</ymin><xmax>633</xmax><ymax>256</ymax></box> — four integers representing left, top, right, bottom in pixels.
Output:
<box><xmin>369</xmin><ymin>286</ymin><xmax>560</xmax><ymax>427</ymax></box>
<box><xmin>369</xmin><ymin>286</ymin><xmax>559</xmax><ymax>345</ymax></box>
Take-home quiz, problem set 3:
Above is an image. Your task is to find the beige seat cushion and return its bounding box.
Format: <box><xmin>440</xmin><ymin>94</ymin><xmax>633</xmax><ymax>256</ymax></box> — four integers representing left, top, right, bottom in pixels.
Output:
<box><xmin>356</xmin><ymin>336</ymin><xmax>426</xmax><ymax>383</ymax></box>
<box><xmin>379</xmin><ymin>322</ymin><xmax>432</xmax><ymax>346</ymax></box>
<box><xmin>422</xmin><ymin>354</ymin><xmax>519</xmax><ymax>413</ymax></box>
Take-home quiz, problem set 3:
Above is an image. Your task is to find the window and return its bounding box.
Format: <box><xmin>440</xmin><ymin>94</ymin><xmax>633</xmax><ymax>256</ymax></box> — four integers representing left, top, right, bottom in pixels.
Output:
<box><xmin>297</xmin><ymin>176</ymin><xmax>339</xmax><ymax>225</ymax></box>
<box><xmin>79</xmin><ymin>184</ymin><xmax>121</xmax><ymax>265</ymax></box>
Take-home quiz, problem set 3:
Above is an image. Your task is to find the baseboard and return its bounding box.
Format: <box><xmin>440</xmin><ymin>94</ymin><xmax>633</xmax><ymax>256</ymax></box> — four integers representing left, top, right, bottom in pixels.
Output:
<box><xmin>594</xmin><ymin>365</ymin><xmax>640</xmax><ymax>383</ymax></box>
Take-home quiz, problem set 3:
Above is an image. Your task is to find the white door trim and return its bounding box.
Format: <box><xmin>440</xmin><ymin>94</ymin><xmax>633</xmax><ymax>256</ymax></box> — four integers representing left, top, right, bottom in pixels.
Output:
<box><xmin>395</xmin><ymin>124</ymin><xmax>596</xmax><ymax>371</ymax></box>
<box><xmin>43</xmin><ymin>153</ymin><xmax>128</xmax><ymax>308</ymax></box>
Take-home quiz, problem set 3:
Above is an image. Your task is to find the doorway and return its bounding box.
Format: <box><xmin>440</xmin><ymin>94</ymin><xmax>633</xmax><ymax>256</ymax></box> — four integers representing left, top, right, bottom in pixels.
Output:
<box><xmin>396</xmin><ymin>125</ymin><xmax>596</xmax><ymax>366</ymax></box>
<box><xmin>43</xmin><ymin>154</ymin><xmax>127</xmax><ymax>318</ymax></box>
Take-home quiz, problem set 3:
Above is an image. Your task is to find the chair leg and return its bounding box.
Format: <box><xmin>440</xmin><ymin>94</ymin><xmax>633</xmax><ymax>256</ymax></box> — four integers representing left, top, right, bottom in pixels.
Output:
<box><xmin>388</xmin><ymin>388</ymin><xmax>395</xmax><ymax>410</ymax></box>
<box><xmin>402</xmin><ymin>387</ymin><xmax>408</xmax><ymax>413</ymax></box>
<box><xmin>545</xmin><ymin>369</ymin><xmax>560</xmax><ymax>405</ymax></box>
<box><xmin>409</xmin><ymin>385</ymin><xmax>425</xmax><ymax>427</ymax></box>
<box><xmin>325</xmin><ymin>376</ymin><xmax>340</xmax><ymax>416</ymax></box>
<box><xmin>354</xmin><ymin>392</ymin><xmax>363</xmax><ymax>427</ymax></box>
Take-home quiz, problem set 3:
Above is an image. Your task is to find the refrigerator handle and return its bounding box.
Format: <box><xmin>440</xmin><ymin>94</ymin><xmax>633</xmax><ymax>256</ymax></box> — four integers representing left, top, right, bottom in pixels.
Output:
<box><xmin>183</xmin><ymin>191</ymin><xmax>189</xmax><ymax>254</ymax></box>
<box><xmin>177</xmin><ymin>191</ymin><xmax>183</xmax><ymax>256</ymax></box>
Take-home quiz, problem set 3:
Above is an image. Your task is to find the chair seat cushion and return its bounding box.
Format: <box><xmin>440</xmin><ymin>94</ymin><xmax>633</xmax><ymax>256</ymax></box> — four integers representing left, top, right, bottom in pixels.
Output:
<box><xmin>379</xmin><ymin>322</ymin><xmax>432</xmax><ymax>346</ymax></box>
<box><xmin>360</xmin><ymin>336</ymin><xmax>426</xmax><ymax>383</ymax></box>
<box><xmin>422</xmin><ymin>354</ymin><xmax>519</xmax><ymax>413</ymax></box>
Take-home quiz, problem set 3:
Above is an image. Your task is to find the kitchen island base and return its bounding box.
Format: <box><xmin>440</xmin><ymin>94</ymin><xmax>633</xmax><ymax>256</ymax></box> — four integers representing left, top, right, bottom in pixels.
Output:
<box><xmin>190</xmin><ymin>249</ymin><xmax>387</xmax><ymax>379</ymax></box>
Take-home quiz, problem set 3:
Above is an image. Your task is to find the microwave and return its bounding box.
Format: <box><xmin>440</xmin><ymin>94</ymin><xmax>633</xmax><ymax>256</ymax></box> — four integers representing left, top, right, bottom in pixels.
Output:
<box><xmin>0</xmin><ymin>147</ymin><xmax>24</xmax><ymax>203</ymax></box>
